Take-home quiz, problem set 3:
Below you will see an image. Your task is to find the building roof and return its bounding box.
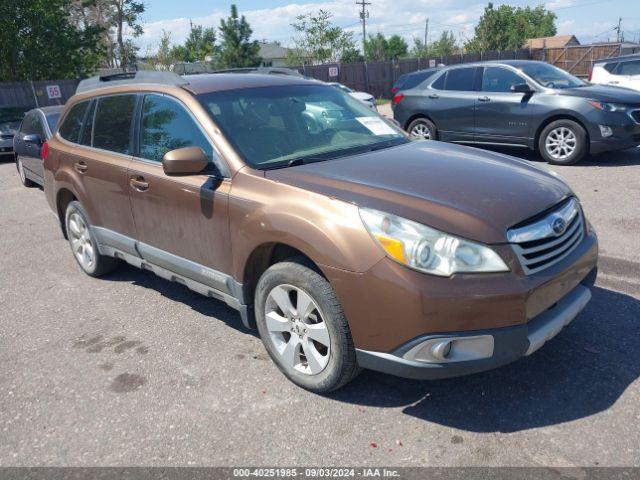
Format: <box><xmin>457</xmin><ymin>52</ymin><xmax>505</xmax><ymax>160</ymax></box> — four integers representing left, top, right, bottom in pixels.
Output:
<box><xmin>259</xmin><ymin>42</ymin><xmax>292</xmax><ymax>60</ymax></box>
<box><xmin>524</xmin><ymin>35</ymin><xmax>579</xmax><ymax>49</ymax></box>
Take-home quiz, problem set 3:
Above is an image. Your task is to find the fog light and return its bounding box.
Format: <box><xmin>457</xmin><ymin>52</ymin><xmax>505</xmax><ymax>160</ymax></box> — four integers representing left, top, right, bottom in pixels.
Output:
<box><xmin>404</xmin><ymin>335</ymin><xmax>494</xmax><ymax>364</ymax></box>
<box><xmin>598</xmin><ymin>125</ymin><xmax>613</xmax><ymax>138</ymax></box>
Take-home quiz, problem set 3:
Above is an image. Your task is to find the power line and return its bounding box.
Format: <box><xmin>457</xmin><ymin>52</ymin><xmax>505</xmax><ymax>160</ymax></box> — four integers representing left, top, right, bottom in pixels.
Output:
<box><xmin>356</xmin><ymin>0</ymin><xmax>371</xmax><ymax>48</ymax></box>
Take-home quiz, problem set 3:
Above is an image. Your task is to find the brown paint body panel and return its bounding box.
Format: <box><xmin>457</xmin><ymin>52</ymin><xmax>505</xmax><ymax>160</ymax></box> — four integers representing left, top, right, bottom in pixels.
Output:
<box><xmin>44</xmin><ymin>75</ymin><xmax>598</xmax><ymax>357</ymax></box>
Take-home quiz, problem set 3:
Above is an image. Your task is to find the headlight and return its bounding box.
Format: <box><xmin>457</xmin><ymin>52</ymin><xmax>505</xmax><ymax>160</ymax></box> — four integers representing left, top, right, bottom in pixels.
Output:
<box><xmin>587</xmin><ymin>100</ymin><xmax>627</xmax><ymax>112</ymax></box>
<box><xmin>359</xmin><ymin>208</ymin><xmax>509</xmax><ymax>276</ymax></box>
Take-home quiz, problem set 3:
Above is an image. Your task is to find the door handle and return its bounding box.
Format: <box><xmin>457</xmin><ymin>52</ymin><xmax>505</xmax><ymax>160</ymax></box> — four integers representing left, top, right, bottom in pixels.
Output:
<box><xmin>74</xmin><ymin>161</ymin><xmax>88</xmax><ymax>173</ymax></box>
<box><xmin>428</xmin><ymin>94</ymin><xmax>439</xmax><ymax>99</ymax></box>
<box><xmin>608</xmin><ymin>81</ymin><xmax>619</xmax><ymax>84</ymax></box>
<box><xmin>130</xmin><ymin>176</ymin><xmax>149</xmax><ymax>192</ymax></box>
<box><xmin>478</xmin><ymin>96</ymin><xmax>491</xmax><ymax>102</ymax></box>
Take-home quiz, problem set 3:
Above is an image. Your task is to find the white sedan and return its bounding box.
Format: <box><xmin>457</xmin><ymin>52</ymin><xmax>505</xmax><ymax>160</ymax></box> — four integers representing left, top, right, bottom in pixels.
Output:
<box><xmin>328</xmin><ymin>82</ymin><xmax>377</xmax><ymax>110</ymax></box>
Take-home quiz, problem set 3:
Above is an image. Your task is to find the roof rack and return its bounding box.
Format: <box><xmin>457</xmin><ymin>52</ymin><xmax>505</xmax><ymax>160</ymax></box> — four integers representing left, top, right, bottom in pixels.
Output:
<box><xmin>76</xmin><ymin>70</ymin><xmax>189</xmax><ymax>94</ymax></box>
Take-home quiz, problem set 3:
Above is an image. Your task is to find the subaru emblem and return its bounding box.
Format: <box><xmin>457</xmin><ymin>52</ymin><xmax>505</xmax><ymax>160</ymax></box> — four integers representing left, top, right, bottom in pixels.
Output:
<box><xmin>551</xmin><ymin>216</ymin><xmax>567</xmax><ymax>236</ymax></box>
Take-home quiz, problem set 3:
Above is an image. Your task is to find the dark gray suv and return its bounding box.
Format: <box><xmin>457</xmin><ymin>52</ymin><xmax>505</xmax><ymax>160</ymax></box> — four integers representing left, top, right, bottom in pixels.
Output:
<box><xmin>393</xmin><ymin>60</ymin><xmax>640</xmax><ymax>164</ymax></box>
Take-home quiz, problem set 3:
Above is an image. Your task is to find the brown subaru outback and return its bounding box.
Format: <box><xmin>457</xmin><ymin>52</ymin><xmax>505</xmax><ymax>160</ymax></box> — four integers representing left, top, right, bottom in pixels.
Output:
<box><xmin>44</xmin><ymin>71</ymin><xmax>598</xmax><ymax>392</ymax></box>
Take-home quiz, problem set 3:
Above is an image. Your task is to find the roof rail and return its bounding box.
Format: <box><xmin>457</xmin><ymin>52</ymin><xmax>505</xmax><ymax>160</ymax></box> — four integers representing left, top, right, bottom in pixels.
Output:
<box><xmin>76</xmin><ymin>70</ymin><xmax>189</xmax><ymax>94</ymax></box>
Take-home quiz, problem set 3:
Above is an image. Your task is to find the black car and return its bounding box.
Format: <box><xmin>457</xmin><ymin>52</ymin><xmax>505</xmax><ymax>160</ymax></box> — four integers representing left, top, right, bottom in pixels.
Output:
<box><xmin>14</xmin><ymin>105</ymin><xmax>63</xmax><ymax>187</ymax></box>
<box><xmin>393</xmin><ymin>60</ymin><xmax>640</xmax><ymax>164</ymax></box>
<box><xmin>0</xmin><ymin>108</ymin><xmax>25</xmax><ymax>159</ymax></box>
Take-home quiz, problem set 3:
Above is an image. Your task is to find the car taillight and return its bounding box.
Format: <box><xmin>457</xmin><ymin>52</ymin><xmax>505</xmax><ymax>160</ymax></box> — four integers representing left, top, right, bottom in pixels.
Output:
<box><xmin>41</xmin><ymin>141</ymin><xmax>49</xmax><ymax>161</ymax></box>
<box><xmin>588</xmin><ymin>69</ymin><xmax>592</xmax><ymax>82</ymax></box>
<box><xmin>393</xmin><ymin>93</ymin><xmax>405</xmax><ymax>105</ymax></box>
<box><xmin>391</xmin><ymin>86</ymin><xmax>398</xmax><ymax>93</ymax></box>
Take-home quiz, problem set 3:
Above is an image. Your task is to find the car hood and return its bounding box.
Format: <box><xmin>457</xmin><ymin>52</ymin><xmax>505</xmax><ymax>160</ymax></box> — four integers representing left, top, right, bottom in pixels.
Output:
<box><xmin>350</xmin><ymin>91</ymin><xmax>374</xmax><ymax>101</ymax></box>
<box><xmin>265</xmin><ymin>141</ymin><xmax>572</xmax><ymax>244</ymax></box>
<box><xmin>555</xmin><ymin>84</ymin><xmax>640</xmax><ymax>103</ymax></box>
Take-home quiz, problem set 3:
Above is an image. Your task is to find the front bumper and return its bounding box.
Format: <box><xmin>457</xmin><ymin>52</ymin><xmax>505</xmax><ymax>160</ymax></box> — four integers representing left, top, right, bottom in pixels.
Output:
<box><xmin>356</xmin><ymin>270</ymin><xmax>595</xmax><ymax>379</ymax></box>
<box><xmin>587</xmin><ymin>111</ymin><xmax>640</xmax><ymax>154</ymax></box>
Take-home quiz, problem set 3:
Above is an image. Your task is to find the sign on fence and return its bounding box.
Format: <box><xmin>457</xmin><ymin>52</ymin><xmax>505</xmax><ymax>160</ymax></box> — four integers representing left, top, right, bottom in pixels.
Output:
<box><xmin>328</xmin><ymin>66</ymin><xmax>339</xmax><ymax>78</ymax></box>
<box><xmin>46</xmin><ymin>85</ymin><xmax>61</xmax><ymax>99</ymax></box>
<box><xmin>429</xmin><ymin>59</ymin><xmax>436</xmax><ymax>68</ymax></box>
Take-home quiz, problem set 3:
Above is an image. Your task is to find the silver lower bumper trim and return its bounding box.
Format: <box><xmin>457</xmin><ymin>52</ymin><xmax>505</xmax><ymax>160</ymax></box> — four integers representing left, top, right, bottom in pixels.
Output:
<box><xmin>525</xmin><ymin>284</ymin><xmax>592</xmax><ymax>356</ymax></box>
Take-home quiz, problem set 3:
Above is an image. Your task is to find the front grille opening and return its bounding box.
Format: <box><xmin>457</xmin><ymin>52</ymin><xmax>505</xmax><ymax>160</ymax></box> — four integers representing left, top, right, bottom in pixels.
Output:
<box><xmin>524</xmin><ymin>233</ymin><xmax>583</xmax><ymax>271</ymax></box>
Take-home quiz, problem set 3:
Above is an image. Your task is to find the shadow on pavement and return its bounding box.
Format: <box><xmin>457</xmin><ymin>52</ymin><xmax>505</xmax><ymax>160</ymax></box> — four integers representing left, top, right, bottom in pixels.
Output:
<box><xmin>329</xmin><ymin>286</ymin><xmax>640</xmax><ymax>433</ymax></box>
<box><xmin>481</xmin><ymin>145</ymin><xmax>640</xmax><ymax>167</ymax></box>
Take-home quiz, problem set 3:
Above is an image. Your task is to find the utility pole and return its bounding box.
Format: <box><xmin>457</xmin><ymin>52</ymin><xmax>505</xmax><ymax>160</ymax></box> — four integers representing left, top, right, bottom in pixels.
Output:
<box><xmin>615</xmin><ymin>17</ymin><xmax>622</xmax><ymax>42</ymax></box>
<box><xmin>424</xmin><ymin>18</ymin><xmax>429</xmax><ymax>52</ymax></box>
<box><xmin>356</xmin><ymin>0</ymin><xmax>371</xmax><ymax>50</ymax></box>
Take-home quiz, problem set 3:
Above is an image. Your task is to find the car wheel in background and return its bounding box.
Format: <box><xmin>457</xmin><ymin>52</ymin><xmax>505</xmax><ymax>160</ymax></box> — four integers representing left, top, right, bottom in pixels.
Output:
<box><xmin>16</xmin><ymin>157</ymin><xmax>36</xmax><ymax>187</ymax></box>
<box><xmin>65</xmin><ymin>201</ymin><xmax>121</xmax><ymax>277</ymax></box>
<box><xmin>538</xmin><ymin>119</ymin><xmax>587</xmax><ymax>165</ymax></box>
<box><xmin>407</xmin><ymin>118</ymin><xmax>437</xmax><ymax>140</ymax></box>
<box><xmin>255</xmin><ymin>259</ymin><xmax>360</xmax><ymax>392</ymax></box>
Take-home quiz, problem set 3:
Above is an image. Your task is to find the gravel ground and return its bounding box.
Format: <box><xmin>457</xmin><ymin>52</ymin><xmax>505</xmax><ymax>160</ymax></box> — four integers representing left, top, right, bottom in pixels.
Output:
<box><xmin>0</xmin><ymin>142</ymin><xmax>638</xmax><ymax>467</ymax></box>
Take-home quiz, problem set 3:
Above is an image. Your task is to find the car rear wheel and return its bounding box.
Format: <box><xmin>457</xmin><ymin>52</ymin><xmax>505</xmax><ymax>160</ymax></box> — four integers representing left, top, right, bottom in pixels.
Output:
<box><xmin>538</xmin><ymin>120</ymin><xmax>587</xmax><ymax>165</ymax></box>
<box><xmin>16</xmin><ymin>158</ymin><xmax>36</xmax><ymax>187</ymax></box>
<box><xmin>65</xmin><ymin>201</ymin><xmax>121</xmax><ymax>277</ymax></box>
<box><xmin>407</xmin><ymin>118</ymin><xmax>437</xmax><ymax>140</ymax></box>
<box><xmin>255</xmin><ymin>259</ymin><xmax>360</xmax><ymax>392</ymax></box>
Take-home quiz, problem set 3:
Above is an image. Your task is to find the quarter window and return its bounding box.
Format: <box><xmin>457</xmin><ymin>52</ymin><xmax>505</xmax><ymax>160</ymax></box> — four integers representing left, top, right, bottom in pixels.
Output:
<box><xmin>139</xmin><ymin>94</ymin><xmax>214</xmax><ymax>163</ymax></box>
<box><xmin>617</xmin><ymin>60</ymin><xmax>640</xmax><ymax>75</ymax></box>
<box><xmin>482</xmin><ymin>67</ymin><xmax>525</xmax><ymax>92</ymax></box>
<box><xmin>444</xmin><ymin>68</ymin><xmax>476</xmax><ymax>91</ymax></box>
<box><xmin>93</xmin><ymin>95</ymin><xmax>136</xmax><ymax>154</ymax></box>
<box><xmin>59</xmin><ymin>102</ymin><xmax>89</xmax><ymax>143</ymax></box>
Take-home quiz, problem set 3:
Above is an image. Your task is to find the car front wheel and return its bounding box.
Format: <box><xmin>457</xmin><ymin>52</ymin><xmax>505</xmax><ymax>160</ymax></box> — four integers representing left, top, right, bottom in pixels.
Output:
<box><xmin>255</xmin><ymin>260</ymin><xmax>360</xmax><ymax>392</ymax></box>
<box><xmin>538</xmin><ymin>119</ymin><xmax>587</xmax><ymax>165</ymax></box>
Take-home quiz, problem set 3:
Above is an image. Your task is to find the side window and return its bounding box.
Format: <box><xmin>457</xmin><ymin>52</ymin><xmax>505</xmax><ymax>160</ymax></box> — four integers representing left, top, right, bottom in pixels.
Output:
<box><xmin>617</xmin><ymin>60</ymin><xmax>640</xmax><ymax>75</ymax></box>
<box><xmin>79</xmin><ymin>101</ymin><xmax>96</xmax><ymax>147</ymax></box>
<box><xmin>20</xmin><ymin>113</ymin><xmax>37</xmax><ymax>135</ymax></box>
<box><xmin>482</xmin><ymin>67</ymin><xmax>525</xmax><ymax>92</ymax></box>
<box><xmin>58</xmin><ymin>102</ymin><xmax>88</xmax><ymax>143</ymax></box>
<box><xmin>431</xmin><ymin>72</ymin><xmax>446</xmax><ymax>90</ymax></box>
<box><xmin>93</xmin><ymin>95</ymin><xmax>136</xmax><ymax>154</ymax></box>
<box><xmin>603</xmin><ymin>62</ymin><xmax>618</xmax><ymax>73</ymax></box>
<box><xmin>139</xmin><ymin>94</ymin><xmax>214</xmax><ymax>163</ymax></box>
<box><xmin>444</xmin><ymin>68</ymin><xmax>476</xmax><ymax>91</ymax></box>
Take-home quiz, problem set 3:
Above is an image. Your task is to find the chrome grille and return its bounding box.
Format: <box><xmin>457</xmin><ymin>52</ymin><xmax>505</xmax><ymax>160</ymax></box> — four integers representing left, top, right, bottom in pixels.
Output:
<box><xmin>630</xmin><ymin>109</ymin><xmax>640</xmax><ymax>124</ymax></box>
<box><xmin>508</xmin><ymin>198</ymin><xmax>584</xmax><ymax>275</ymax></box>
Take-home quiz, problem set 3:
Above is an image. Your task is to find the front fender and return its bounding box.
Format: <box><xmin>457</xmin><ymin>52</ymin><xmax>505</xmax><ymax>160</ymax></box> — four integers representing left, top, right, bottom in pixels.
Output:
<box><xmin>228</xmin><ymin>171</ymin><xmax>385</xmax><ymax>281</ymax></box>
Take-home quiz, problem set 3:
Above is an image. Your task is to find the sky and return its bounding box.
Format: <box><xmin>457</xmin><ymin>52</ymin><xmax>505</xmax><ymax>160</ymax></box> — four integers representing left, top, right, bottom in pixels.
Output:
<box><xmin>135</xmin><ymin>0</ymin><xmax>640</xmax><ymax>54</ymax></box>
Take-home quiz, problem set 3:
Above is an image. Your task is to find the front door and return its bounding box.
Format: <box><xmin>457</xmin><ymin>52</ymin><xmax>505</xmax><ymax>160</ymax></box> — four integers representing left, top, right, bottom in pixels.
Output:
<box><xmin>127</xmin><ymin>93</ymin><xmax>233</xmax><ymax>285</ymax></box>
<box><xmin>474</xmin><ymin>66</ymin><xmax>533</xmax><ymax>145</ymax></box>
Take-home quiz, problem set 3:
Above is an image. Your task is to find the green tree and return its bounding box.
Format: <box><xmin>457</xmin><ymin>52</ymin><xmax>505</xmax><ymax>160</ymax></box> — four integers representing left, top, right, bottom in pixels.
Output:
<box><xmin>430</xmin><ymin>31</ymin><xmax>457</xmax><ymax>56</ymax></box>
<box><xmin>218</xmin><ymin>4</ymin><xmax>261</xmax><ymax>68</ymax></box>
<box><xmin>364</xmin><ymin>33</ymin><xmax>388</xmax><ymax>61</ymax></box>
<box><xmin>290</xmin><ymin>10</ymin><xmax>357</xmax><ymax>64</ymax></box>
<box><xmin>153</xmin><ymin>30</ymin><xmax>175</xmax><ymax>71</ymax></box>
<box><xmin>465</xmin><ymin>2</ymin><xmax>556</xmax><ymax>52</ymax></box>
<box><xmin>387</xmin><ymin>35</ymin><xmax>408</xmax><ymax>60</ymax></box>
<box><xmin>0</xmin><ymin>0</ymin><xmax>105</xmax><ymax>81</ymax></box>
<box><xmin>108</xmin><ymin>0</ymin><xmax>145</xmax><ymax>69</ymax></box>
<box><xmin>340</xmin><ymin>47</ymin><xmax>364</xmax><ymax>63</ymax></box>
<box><xmin>172</xmin><ymin>23</ymin><xmax>217</xmax><ymax>63</ymax></box>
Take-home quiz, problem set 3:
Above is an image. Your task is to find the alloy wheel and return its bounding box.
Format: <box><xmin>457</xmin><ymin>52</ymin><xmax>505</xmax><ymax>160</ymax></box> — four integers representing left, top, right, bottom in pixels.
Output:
<box><xmin>410</xmin><ymin>123</ymin><xmax>431</xmax><ymax>139</ymax></box>
<box><xmin>264</xmin><ymin>284</ymin><xmax>331</xmax><ymax>375</ymax></box>
<box><xmin>545</xmin><ymin>127</ymin><xmax>577</xmax><ymax>160</ymax></box>
<box><xmin>68</xmin><ymin>212</ymin><xmax>95</xmax><ymax>270</ymax></box>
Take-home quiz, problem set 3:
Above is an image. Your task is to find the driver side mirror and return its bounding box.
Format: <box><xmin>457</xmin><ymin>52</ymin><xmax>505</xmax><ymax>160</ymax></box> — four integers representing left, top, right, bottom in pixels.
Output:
<box><xmin>511</xmin><ymin>83</ymin><xmax>534</xmax><ymax>94</ymax></box>
<box><xmin>162</xmin><ymin>147</ymin><xmax>209</xmax><ymax>176</ymax></box>
<box><xmin>23</xmin><ymin>133</ymin><xmax>43</xmax><ymax>145</ymax></box>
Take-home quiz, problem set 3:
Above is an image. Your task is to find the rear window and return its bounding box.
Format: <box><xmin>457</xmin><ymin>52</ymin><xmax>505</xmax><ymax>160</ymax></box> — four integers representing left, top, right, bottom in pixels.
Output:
<box><xmin>92</xmin><ymin>95</ymin><xmax>136</xmax><ymax>154</ymax></box>
<box><xmin>59</xmin><ymin>102</ymin><xmax>89</xmax><ymax>143</ymax></box>
<box><xmin>444</xmin><ymin>68</ymin><xmax>476</xmax><ymax>91</ymax></box>
<box><xmin>46</xmin><ymin>113</ymin><xmax>61</xmax><ymax>132</ymax></box>
<box><xmin>402</xmin><ymin>71</ymin><xmax>437</xmax><ymax>90</ymax></box>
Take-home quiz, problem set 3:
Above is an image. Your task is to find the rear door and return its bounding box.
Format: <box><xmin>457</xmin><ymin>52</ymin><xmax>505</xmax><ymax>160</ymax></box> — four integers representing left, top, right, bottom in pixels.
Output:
<box><xmin>127</xmin><ymin>93</ymin><xmax>233</xmax><ymax>282</ymax></box>
<box><xmin>474</xmin><ymin>66</ymin><xmax>533</xmax><ymax>144</ymax></box>
<box><xmin>425</xmin><ymin>67</ymin><xmax>478</xmax><ymax>141</ymax></box>
<box><xmin>615</xmin><ymin>60</ymin><xmax>640</xmax><ymax>91</ymax></box>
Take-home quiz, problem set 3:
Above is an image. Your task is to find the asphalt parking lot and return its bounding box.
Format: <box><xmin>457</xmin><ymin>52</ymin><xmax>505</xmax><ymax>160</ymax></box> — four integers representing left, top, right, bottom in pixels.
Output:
<box><xmin>0</xmin><ymin>142</ymin><xmax>639</xmax><ymax>467</ymax></box>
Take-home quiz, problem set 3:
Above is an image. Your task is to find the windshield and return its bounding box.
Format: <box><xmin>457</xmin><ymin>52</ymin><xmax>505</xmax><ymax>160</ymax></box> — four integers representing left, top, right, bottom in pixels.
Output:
<box><xmin>198</xmin><ymin>84</ymin><xmax>407</xmax><ymax>169</ymax></box>
<box><xmin>519</xmin><ymin>63</ymin><xmax>585</xmax><ymax>89</ymax></box>
<box><xmin>0</xmin><ymin>120</ymin><xmax>20</xmax><ymax>132</ymax></box>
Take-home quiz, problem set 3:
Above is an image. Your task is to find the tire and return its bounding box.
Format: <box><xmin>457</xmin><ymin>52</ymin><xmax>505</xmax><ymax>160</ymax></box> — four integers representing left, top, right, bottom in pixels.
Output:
<box><xmin>16</xmin><ymin>157</ymin><xmax>36</xmax><ymax>187</ymax></box>
<box><xmin>255</xmin><ymin>259</ymin><xmax>360</xmax><ymax>392</ymax></box>
<box><xmin>538</xmin><ymin>119</ymin><xmax>587</xmax><ymax>165</ymax></box>
<box><xmin>65</xmin><ymin>201</ymin><xmax>120</xmax><ymax>277</ymax></box>
<box><xmin>407</xmin><ymin>117</ymin><xmax>437</xmax><ymax>140</ymax></box>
